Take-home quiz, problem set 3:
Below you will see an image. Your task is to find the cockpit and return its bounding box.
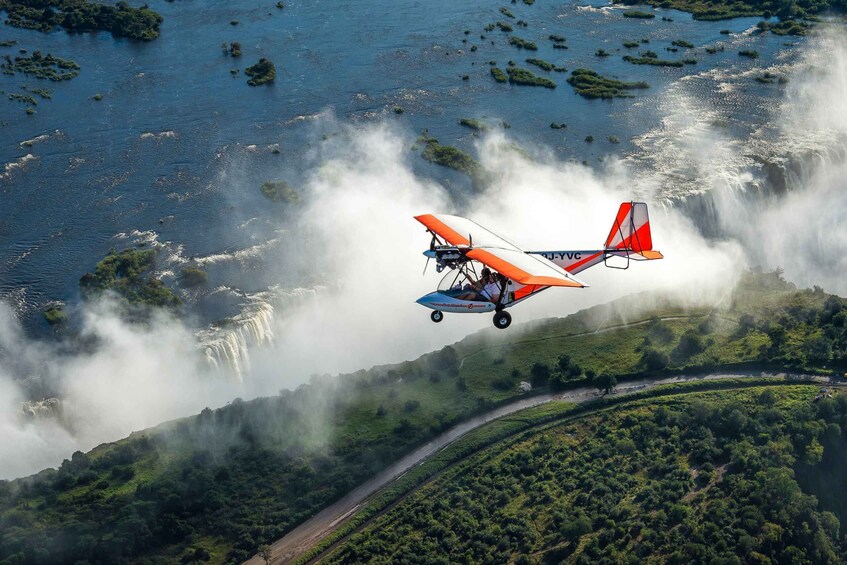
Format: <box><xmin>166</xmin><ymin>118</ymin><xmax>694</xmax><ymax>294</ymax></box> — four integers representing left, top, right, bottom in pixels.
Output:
<box><xmin>437</xmin><ymin>260</ymin><xmax>490</xmax><ymax>301</ymax></box>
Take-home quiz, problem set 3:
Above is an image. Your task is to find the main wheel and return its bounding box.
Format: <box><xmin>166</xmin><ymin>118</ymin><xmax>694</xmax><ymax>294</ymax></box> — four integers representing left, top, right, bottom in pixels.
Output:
<box><xmin>493</xmin><ymin>311</ymin><xmax>512</xmax><ymax>329</ymax></box>
<box><xmin>431</xmin><ymin>310</ymin><xmax>444</xmax><ymax>323</ymax></box>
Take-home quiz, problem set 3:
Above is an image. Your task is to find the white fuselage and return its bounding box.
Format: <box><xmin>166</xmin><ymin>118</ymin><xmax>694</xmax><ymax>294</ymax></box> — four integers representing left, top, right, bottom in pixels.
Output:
<box><xmin>415</xmin><ymin>292</ymin><xmax>497</xmax><ymax>313</ymax></box>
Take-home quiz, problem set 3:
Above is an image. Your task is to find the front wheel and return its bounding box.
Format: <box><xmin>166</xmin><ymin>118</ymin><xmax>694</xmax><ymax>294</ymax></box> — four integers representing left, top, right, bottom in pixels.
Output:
<box><xmin>431</xmin><ymin>310</ymin><xmax>444</xmax><ymax>323</ymax></box>
<box><xmin>493</xmin><ymin>311</ymin><xmax>511</xmax><ymax>329</ymax></box>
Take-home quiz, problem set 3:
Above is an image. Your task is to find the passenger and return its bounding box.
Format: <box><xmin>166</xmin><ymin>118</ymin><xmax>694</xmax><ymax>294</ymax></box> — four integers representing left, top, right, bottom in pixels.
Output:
<box><xmin>482</xmin><ymin>273</ymin><xmax>502</xmax><ymax>303</ymax></box>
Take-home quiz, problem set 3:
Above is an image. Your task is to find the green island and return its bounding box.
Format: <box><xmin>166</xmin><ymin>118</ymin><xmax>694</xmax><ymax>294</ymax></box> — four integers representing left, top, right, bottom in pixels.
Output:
<box><xmin>496</xmin><ymin>21</ymin><xmax>513</xmax><ymax>32</ymax></box>
<box><xmin>672</xmin><ymin>39</ymin><xmax>695</xmax><ymax>48</ymax></box>
<box><xmin>623</xmin><ymin>50</ymin><xmax>686</xmax><ymax>67</ymax></box>
<box><xmin>567</xmin><ymin>68</ymin><xmax>649</xmax><ymax>98</ymax></box>
<box><xmin>508</xmin><ymin>35</ymin><xmax>538</xmax><ymax>50</ymax></box>
<box><xmin>507</xmin><ymin>66</ymin><xmax>556</xmax><ymax>88</ymax></box>
<box><xmin>180</xmin><ymin>267</ymin><xmax>208</xmax><ymax>288</ymax></box>
<box><xmin>0</xmin><ymin>0</ymin><xmax>163</xmax><ymax>40</ymax></box>
<box><xmin>459</xmin><ymin>117</ymin><xmax>487</xmax><ymax>131</ymax></box>
<box><xmin>740</xmin><ymin>49</ymin><xmax>760</xmax><ymax>58</ymax></box>
<box><xmin>3</xmin><ymin>272</ymin><xmax>847</xmax><ymax>563</ymax></box>
<box><xmin>259</xmin><ymin>179</ymin><xmax>301</xmax><ymax>203</ymax></box>
<box><xmin>622</xmin><ymin>9</ymin><xmax>656</xmax><ymax>18</ymax></box>
<box><xmin>490</xmin><ymin>66</ymin><xmax>508</xmax><ymax>82</ymax></box>
<box><xmin>8</xmin><ymin>92</ymin><xmax>37</xmax><ymax>105</ymax></box>
<box><xmin>757</xmin><ymin>19</ymin><xmax>809</xmax><ymax>34</ymax></box>
<box><xmin>418</xmin><ymin>132</ymin><xmax>483</xmax><ymax>181</ymax></box>
<box><xmin>245</xmin><ymin>58</ymin><xmax>276</xmax><ymax>86</ymax></box>
<box><xmin>526</xmin><ymin>58</ymin><xmax>555</xmax><ymax>71</ymax></box>
<box><xmin>623</xmin><ymin>40</ymin><xmax>640</xmax><ymax>48</ymax></box>
<box><xmin>78</xmin><ymin>247</ymin><xmax>181</xmax><ymax>310</ymax></box>
<box><xmin>613</xmin><ymin>0</ymin><xmax>843</xmax><ymax>21</ymax></box>
<box><xmin>1</xmin><ymin>51</ymin><xmax>79</xmax><ymax>81</ymax></box>
<box><xmin>42</xmin><ymin>304</ymin><xmax>67</xmax><ymax>326</ymax></box>
<box><xmin>27</xmin><ymin>87</ymin><xmax>52</xmax><ymax>99</ymax></box>
<box><xmin>499</xmin><ymin>6</ymin><xmax>515</xmax><ymax>18</ymax></box>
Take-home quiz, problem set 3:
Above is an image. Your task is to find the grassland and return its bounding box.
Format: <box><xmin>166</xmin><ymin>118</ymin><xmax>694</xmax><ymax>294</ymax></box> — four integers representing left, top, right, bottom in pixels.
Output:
<box><xmin>3</xmin><ymin>271</ymin><xmax>847</xmax><ymax>563</ymax></box>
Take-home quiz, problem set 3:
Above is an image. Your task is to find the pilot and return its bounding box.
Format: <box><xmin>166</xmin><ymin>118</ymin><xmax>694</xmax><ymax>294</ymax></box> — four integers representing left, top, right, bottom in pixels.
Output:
<box><xmin>456</xmin><ymin>268</ymin><xmax>491</xmax><ymax>301</ymax></box>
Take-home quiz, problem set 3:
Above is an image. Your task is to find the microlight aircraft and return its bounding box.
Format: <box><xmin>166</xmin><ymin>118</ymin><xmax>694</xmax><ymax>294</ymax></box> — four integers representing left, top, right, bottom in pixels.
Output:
<box><xmin>415</xmin><ymin>201</ymin><xmax>663</xmax><ymax>329</ymax></box>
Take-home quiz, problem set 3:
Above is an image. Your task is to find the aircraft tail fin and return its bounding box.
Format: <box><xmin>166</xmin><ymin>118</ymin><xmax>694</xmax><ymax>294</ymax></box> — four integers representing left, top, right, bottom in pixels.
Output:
<box><xmin>605</xmin><ymin>201</ymin><xmax>663</xmax><ymax>260</ymax></box>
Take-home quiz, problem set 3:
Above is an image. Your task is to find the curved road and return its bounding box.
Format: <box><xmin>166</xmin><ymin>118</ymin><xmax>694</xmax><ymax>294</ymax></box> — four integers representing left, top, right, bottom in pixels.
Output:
<box><xmin>246</xmin><ymin>371</ymin><xmax>830</xmax><ymax>564</ymax></box>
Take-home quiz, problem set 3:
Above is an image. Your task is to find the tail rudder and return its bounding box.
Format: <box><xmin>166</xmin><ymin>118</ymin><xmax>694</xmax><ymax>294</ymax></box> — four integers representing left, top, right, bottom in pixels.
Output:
<box><xmin>605</xmin><ymin>202</ymin><xmax>663</xmax><ymax>260</ymax></box>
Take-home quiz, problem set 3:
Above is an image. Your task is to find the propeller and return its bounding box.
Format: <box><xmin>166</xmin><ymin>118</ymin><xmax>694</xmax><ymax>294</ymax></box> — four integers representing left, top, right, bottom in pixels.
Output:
<box><xmin>423</xmin><ymin>234</ymin><xmax>437</xmax><ymax>276</ymax></box>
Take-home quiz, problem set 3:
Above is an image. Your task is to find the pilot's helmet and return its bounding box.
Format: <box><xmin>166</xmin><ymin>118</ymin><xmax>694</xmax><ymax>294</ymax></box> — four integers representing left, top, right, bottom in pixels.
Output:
<box><xmin>481</xmin><ymin>268</ymin><xmax>492</xmax><ymax>279</ymax></box>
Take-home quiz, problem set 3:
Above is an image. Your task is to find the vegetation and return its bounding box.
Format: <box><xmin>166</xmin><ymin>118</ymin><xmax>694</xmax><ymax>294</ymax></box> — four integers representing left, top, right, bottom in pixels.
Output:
<box><xmin>1</xmin><ymin>51</ymin><xmax>79</xmax><ymax>81</ymax></box>
<box><xmin>595</xmin><ymin>48</ymin><xmax>610</xmax><ymax>57</ymax></box>
<box><xmin>260</xmin><ymin>180</ymin><xmax>301</xmax><ymax>203</ymax></box>
<box><xmin>226</xmin><ymin>41</ymin><xmax>242</xmax><ymax>57</ymax></box>
<box><xmin>567</xmin><ymin>68</ymin><xmax>649</xmax><ymax>98</ymax></box>
<box><xmin>623</xmin><ymin>40</ymin><xmax>640</xmax><ymax>48</ymax></box>
<box><xmin>758</xmin><ymin>19</ymin><xmax>809</xmax><ymax>34</ymax></box>
<box><xmin>739</xmin><ymin>49</ymin><xmax>760</xmax><ymax>58</ymax></box>
<box><xmin>245</xmin><ymin>58</ymin><xmax>276</xmax><ymax>86</ymax></box>
<box><xmin>508</xmin><ymin>35</ymin><xmax>537</xmax><ymax>50</ymax></box>
<box><xmin>525</xmin><ymin>57</ymin><xmax>554</xmax><ymax>71</ymax></box>
<box><xmin>608</xmin><ymin>135</ymin><xmax>620</xmax><ymax>143</ymax></box>
<box><xmin>500</xmin><ymin>6</ymin><xmax>515</xmax><ymax>18</ymax></box>
<box><xmin>459</xmin><ymin>117</ymin><xmax>487</xmax><ymax>131</ymax></box>
<box><xmin>42</xmin><ymin>305</ymin><xmax>67</xmax><ymax>326</ymax></box>
<box><xmin>550</xmin><ymin>122</ymin><xmax>566</xmax><ymax>129</ymax></box>
<box><xmin>78</xmin><ymin>248</ymin><xmax>181</xmax><ymax>309</ymax></box>
<box><xmin>0</xmin><ymin>0</ymin><xmax>163</xmax><ymax>40</ymax></box>
<box><xmin>496</xmin><ymin>21</ymin><xmax>513</xmax><ymax>32</ymax></box>
<box><xmin>180</xmin><ymin>267</ymin><xmax>208</xmax><ymax>288</ymax></box>
<box><xmin>549</xmin><ymin>34</ymin><xmax>566</xmax><ymax>43</ymax></box>
<box><xmin>6</xmin><ymin>271</ymin><xmax>847</xmax><ymax>562</ymax></box>
<box><xmin>615</xmin><ymin>0</ymin><xmax>844</xmax><ymax>21</ymax></box>
<box><xmin>624</xmin><ymin>51</ymin><xmax>685</xmax><ymax>67</ymax></box>
<box><xmin>622</xmin><ymin>9</ymin><xmax>656</xmax><ymax>18</ymax></box>
<box><xmin>28</xmin><ymin>87</ymin><xmax>52</xmax><ymax>99</ymax></box>
<box><xmin>672</xmin><ymin>39</ymin><xmax>695</xmax><ymax>48</ymax></box>
<box><xmin>490</xmin><ymin>67</ymin><xmax>508</xmax><ymax>82</ymax></box>
<box><xmin>419</xmin><ymin>132</ymin><xmax>483</xmax><ymax>180</ymax></box>
<box><xmin>324</xmin><ymin>385</ymin><xmax>847</xmax><ymax>564</ymax></box>
<box><xmin>506</xmin><ymin>66</ymin><xmax>556</xmax><ymax>88</ymax></box>
<box><xmin>8</xmin><ymin>92</ymin><xmax>37</xmax><ymax>105</ymax></box>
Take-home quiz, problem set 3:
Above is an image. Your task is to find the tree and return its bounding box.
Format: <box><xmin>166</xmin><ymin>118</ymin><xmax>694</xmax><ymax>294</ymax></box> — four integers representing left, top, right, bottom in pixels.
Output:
<box><xmin>259</xmin><ymin>544</ymin><xmax>271</xmax><ymax>564</ymax></box>
<box><xmin>595</xmin><ymin>374</ymin><xmax>617</xmax><ymax>394</ymax></box>
<box><xmin>530</xmin><ymin>362</ymin><xmax>550</xmax><ymax>386</ymax></box>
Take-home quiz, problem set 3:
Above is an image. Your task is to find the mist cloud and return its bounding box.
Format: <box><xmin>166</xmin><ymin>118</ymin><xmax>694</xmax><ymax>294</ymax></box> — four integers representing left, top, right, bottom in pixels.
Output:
<box><xmin>3</xmin><ymin>30</ymin><xmax>847</xmax><ymax>479</ymax></box>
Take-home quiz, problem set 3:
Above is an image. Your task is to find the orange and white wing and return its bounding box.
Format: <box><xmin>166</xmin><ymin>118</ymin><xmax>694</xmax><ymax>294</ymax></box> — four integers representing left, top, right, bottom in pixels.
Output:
<box><xmin>415</xmin><ymin>214</ymin><xmax>587</xmax><ymax>288</ymax></box>
<box><xmin>414</xmin><ymin>214</ymin><xmax>524</xmax><ymax>250</ymax></box>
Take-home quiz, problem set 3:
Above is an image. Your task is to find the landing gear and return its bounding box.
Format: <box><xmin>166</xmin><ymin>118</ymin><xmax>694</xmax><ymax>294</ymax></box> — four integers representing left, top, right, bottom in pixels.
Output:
<box><xmin>493</xmin><ymin>311</ymin><xmax>512</xmax><ymax>329</ymax></box>
<box><xmin>431</xmin><ymin>310</ymin><xmax>444</xmax><ymax>323</ymax></box>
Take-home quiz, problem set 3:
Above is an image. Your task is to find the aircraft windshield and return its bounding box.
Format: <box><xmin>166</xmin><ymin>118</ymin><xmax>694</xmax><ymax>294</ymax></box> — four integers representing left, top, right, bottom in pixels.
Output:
<box><xmin>437</xmin><ymin>261</ymin><xmax>487</xmax><ymax>293</ymax></box>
